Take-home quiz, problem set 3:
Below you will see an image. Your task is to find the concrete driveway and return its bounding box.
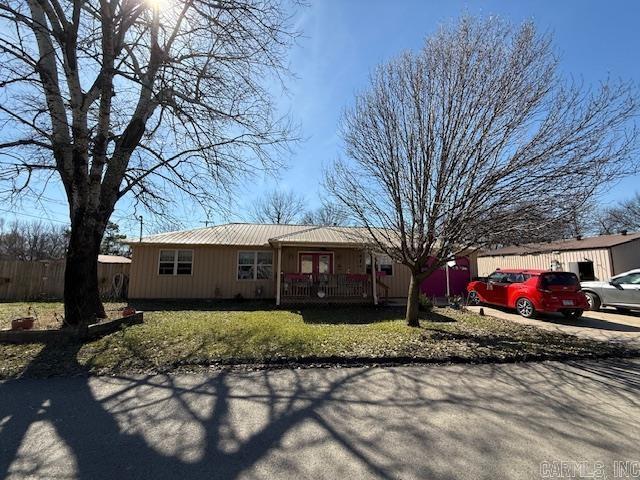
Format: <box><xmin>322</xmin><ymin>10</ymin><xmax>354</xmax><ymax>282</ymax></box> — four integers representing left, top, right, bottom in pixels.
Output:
<box><xmin>468</xmin><ymin>305</ymin><xmax>640</xmax><ymax>346</ymax></box>
<box><xmin>2</xmin><ymin>359</ymin><xmax>640</xmax><ymax>480</ymax></box>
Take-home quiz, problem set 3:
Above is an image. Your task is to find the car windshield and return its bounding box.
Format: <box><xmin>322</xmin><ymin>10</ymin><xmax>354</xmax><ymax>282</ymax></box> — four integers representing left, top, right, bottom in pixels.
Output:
<box><xmin>612</xmin><ymin>272</ymin><xmax>640</xmax><ymax>285</ymax></box>
<box><xmin>540</xmin><ymin>272</ymin><xmax>579</xmax><ymax>287</ymax></box>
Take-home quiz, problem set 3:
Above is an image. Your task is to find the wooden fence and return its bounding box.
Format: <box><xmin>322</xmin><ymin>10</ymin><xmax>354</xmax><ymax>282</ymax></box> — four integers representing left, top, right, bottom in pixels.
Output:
<box><xmin>0</xmin><ymin>260</ymin><xmax>130</xmax><ymax>301</ymax></box>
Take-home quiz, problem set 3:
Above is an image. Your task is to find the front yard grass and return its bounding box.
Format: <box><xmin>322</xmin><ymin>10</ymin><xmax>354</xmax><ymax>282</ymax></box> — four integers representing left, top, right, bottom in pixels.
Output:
<box><xmin>0</xmin><ymin>302</ymin><xmax>635</xmax><ymax>378</ymax></box>
<box><xmin>0</xmin><ymin>301</ymin><xmax>127</xmax><ymax>330</ymax></box>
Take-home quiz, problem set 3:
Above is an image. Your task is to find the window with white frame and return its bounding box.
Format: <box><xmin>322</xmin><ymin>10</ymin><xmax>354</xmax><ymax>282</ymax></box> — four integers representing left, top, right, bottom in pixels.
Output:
<box><xmin>378</xmin><ymin>255</ymin><xmax>394</xmax><ymax>276</ymax></box>
<box><xmin>238</xmin><ymin>251</ymin><xmax>273</xmax><ymax>280</ymax></box>
<box><xmin>158</xmin><ymin>249</ymin><xmax>193</xmax><ymax>275</ymax></box>
<box><xmin>366</xmin><ymin>254</ymin><xmax>394</xmax><ymax>276</ymax></box>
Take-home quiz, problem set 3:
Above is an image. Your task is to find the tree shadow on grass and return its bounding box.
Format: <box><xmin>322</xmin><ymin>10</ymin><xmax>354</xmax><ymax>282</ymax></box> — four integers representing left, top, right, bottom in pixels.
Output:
<box><xmin>128</xmin><ymin>299</ymin><xmax>278</xmax><ymax>313</ymax></box>
<box><xmin>2</xmin><ymin>342</ymin><xmax>640</xmax><ymax>479</ymax></box>
<box><xmin>297</xmin><ymin>305</ymin><xmax>460</xmax><ymax>325</ymax></box>
<box><xmin>296</xmin><ymin>305</ymin><xmax>406</xmax><ymax>324</ymax></box>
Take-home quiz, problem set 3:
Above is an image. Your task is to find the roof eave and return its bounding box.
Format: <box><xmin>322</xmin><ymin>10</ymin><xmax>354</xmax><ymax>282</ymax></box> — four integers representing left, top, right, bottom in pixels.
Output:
<box><xmin>268</xmin><ymin>239</ymin><xmax>374</xmax><ymax>248</ymax></box>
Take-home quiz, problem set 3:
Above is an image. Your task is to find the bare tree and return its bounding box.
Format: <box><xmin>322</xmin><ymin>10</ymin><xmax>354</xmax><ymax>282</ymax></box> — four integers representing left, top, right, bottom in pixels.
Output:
<box><xmin>0</xmin><ymin>0</ymin><xmax>299</xmax><ymax>325</ymax></box>
<box><xmin>0</xmin><ymin>218</ymin><xmax>68</xmax><ymax>260</ymax></box>
<box><xmin>301</xmin><ymin>201</ymin><xmax>349</xmax><ymax>226</ymax></box>
<box><xmin>595</xmin><ymin>193</ymin><xmax>640</xmax><ymax>234</ymax></box>
<box><xmin>326</xmin><ymin>16</ymin><xmax>639</xmax><ymax>326</ymax></box>
<box><xmin>499</xmin><ymin>199</ymin><xmax>596</xmax><ymax>244</ymax></box>
<box><xmin>251</xmin><ymin>189</ymin><xmax>306</xmax><ymax>224</ymax></box>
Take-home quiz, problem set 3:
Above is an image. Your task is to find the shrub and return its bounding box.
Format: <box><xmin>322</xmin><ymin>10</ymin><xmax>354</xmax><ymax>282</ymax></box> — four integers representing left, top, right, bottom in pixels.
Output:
<box><xmin>418</xmin><ymin>294</ymin><xmax>433</xmax><ymax>312</ymax></box>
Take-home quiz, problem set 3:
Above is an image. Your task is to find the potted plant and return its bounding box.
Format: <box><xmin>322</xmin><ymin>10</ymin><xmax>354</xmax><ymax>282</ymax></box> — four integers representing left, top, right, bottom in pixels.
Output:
<box><xmin>11</xmin><ymin>316</ymin><xmax>35</xmax><ymax>331</ymax></box>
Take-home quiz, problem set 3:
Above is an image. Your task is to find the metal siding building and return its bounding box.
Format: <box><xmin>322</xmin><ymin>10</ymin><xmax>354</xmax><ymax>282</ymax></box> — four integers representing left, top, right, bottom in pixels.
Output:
<box><xmin>477</xmin><ymin>233</ymin><xmax>640</xmax><ymax>281</ymax></box>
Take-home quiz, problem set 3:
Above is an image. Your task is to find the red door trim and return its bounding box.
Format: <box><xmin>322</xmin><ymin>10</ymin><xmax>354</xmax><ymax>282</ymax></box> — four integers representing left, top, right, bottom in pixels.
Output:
<box><xmin>298</xmin><ymin>251</ymin><xmax>334</xmax><ymax>274</ymax></box>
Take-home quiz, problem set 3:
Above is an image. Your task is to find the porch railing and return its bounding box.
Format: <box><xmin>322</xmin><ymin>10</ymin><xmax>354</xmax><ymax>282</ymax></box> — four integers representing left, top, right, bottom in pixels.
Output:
<box><xmin>281</xmin><ymin>273</ymin><xmax>372</xmax><ymax>300</ymax></box>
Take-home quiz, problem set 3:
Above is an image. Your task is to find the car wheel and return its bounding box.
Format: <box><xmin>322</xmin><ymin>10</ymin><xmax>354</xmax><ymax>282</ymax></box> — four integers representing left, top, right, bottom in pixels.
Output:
<box><xmin>562</xmin><ymin>309</ymin><xmax>584</xmax><ymax>319</ymax></box>
<box><xmin>584</xmin><ymin>292</ymin><xmax>601</xmax><ymax>311</ymax></box>
<box><xmin>516</xmin><ymin>298</ymin><xmax>536</xmax><ymax>318</ymax></box>
<box><xmin>467</xmin><ymin>290</ymin><xmax>481</xmax><ymax>306</ymax></box>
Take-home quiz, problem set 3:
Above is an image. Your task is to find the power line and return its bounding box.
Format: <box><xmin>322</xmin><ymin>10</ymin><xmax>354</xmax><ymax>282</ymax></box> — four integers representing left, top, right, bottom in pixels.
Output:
<box><xmin>0</xmin><ymin>208</ymin><xmax>69</xmax><ymax>225</ymax></box>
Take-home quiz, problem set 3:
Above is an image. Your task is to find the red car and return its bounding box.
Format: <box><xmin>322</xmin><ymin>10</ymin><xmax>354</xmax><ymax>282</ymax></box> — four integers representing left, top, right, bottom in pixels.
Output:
<box><xmin>467</xmin><ymin>269</ymin><xmax>589</xmax><ymax>319</ymax></box>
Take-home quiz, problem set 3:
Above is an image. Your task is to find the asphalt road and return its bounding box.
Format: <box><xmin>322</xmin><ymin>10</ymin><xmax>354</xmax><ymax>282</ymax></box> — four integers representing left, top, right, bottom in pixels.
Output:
<box><xmin>2</xmin><ymin>359</ymin><xmax>640</xmax><ymax>480</ymax></box>
<box><xmin>467</xmin><ymin>305</ymin><xmax>640</xmax><ymax>346</ymax></box>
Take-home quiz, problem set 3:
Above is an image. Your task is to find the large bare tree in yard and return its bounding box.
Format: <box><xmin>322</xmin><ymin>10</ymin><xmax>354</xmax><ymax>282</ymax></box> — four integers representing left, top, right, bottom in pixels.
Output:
<box><xmin>326</xmin><ymin>16</ymin><xmax>639</xmax><ymax>326</ymax></box>
<box><xmin>0</xmin><ymin>0</ymin><xmax>297</xmax><ymax>326</ymax></box>
<box><xmin>250</xmin><ymin>189</ymin><xmax>306</xmax><ymax>224</ymax></box>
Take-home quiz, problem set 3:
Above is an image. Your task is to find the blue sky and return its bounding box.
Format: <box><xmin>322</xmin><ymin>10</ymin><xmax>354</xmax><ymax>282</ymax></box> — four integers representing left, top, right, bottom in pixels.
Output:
<box><xmin>3</xmin><ymin>0</ymin><xmax>640</xmax><ymax>236</ymax></box>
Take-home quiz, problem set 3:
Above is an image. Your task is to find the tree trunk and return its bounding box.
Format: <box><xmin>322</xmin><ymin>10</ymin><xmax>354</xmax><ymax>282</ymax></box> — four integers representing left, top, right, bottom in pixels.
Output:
<box><xmin>405</xmin><ymin>272</ymin><xmax>421</xmax><ymax>327</ymax></box>
<box><xmin>64</xmin><ymin>218</ymin><xmax>107</xmax><ymax>327</ymax></box>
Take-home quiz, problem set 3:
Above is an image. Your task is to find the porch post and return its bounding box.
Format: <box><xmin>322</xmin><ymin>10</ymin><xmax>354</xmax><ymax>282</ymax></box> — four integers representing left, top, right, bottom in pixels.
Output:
<box><xmin>370</xmin><ymin>251</ymin><xmax>378</xmax><ymax>306</ymax></box>
<box><xmin>276</xmin><ymin>245</ymin><xmax>282</xmax><ymax>306</ymax></box>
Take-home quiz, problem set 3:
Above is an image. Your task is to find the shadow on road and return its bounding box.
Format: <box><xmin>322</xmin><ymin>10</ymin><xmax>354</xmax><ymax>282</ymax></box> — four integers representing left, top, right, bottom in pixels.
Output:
<box><xmin>1</xmin><ymin>342</ymin><xmax>639</xmax><ymax>479</ymax></box>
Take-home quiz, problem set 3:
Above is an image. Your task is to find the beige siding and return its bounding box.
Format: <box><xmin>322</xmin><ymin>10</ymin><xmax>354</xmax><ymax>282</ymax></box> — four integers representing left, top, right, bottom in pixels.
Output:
<box><xmin>477</xmin><ymin>248</ymin><xmax>613</xmax><ymax>281</ymax></box>
<box><xmin>129</xmin><ymin>244</ymin><xmax>480</xmax><ymax>301</ymax></box>
<box><xmin>380</xmin><ymin>263</ymin><xmax>411</xmax><ymax>298</ymax></box>
<box><xmin>610</xmin><ymin>239</ymin><xmax>640</xmax><ymax>275</ymax></box>
<box><xmin>129</xmin><ymin>245</ymin><xmax>276</xmax><ymax>299</ymax></box>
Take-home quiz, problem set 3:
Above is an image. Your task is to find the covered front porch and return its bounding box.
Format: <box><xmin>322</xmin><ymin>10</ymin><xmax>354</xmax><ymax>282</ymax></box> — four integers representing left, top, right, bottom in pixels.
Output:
<box><xmin>272</xmin><ymin>244</ymin><xmax>389</xmax><ymax>305</ymax></box>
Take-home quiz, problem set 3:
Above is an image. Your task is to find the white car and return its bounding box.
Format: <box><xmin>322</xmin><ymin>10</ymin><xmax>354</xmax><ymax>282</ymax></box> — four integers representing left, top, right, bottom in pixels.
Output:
<box><xmin>581</xmin><ymin>269</ymin><xmax>640</xmax><ymax>312</ymax></box>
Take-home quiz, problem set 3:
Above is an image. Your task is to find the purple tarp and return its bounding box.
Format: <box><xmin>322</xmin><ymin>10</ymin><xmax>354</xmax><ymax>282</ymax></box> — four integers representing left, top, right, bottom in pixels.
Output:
<box><xmin>420</xmin><ymin>256</ymin><xmax>471</xmax><ymax>297</ymax></box>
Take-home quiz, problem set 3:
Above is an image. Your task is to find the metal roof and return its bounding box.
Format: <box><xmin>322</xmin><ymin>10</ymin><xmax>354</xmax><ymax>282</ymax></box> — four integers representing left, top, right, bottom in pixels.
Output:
<box><xmin>98</xmin><ymin>254</ymin><xmax>131</xmax><ymax>264</ymax></box>
<box><xmin>479</xmin><ymin>232</ymin><xmax>640</xmax><ymax>257</ymax></box>
<box><xmin>270</xmin><ymin>226</ymin><xmax>375</xmax><ymax>246</ymax></box>
<box><xmin>129</xmin><ymin>223</ymin><xmax>394</xmax><ymax>248</ymax></box>
<box><xmin>130</xmin><ymin>223</ymin><xmax>311</xmax><ymax>246</ymax></box>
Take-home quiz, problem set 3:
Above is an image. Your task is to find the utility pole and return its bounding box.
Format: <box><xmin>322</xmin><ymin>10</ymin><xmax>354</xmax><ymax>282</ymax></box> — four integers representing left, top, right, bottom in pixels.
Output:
<box><xmin>138</xmin><ymin>216</ymin><xmax>143</xmax><ymax>242</ymax></box>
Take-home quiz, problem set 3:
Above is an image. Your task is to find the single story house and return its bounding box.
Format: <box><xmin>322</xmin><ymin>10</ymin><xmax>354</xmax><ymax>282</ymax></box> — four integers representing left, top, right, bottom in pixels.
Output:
<box><xmin>127</xmin><ymin>223</ymin><xmax>477</xmax><ymax>304</ymax></box>
<box><xmin>477</xmin><ymin>232</ymin><xmax>640</xmax><ymax>282</ymax></box>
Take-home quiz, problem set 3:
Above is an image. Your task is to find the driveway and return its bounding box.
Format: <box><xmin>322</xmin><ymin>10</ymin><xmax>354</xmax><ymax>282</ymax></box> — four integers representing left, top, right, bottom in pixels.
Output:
<box><xmin>468</xmin><ymin>305</ymin><xmax>640</xmax><ymax>346</ymax></box>
<box><xmin>1</xmin><ymin>359</ymin><xmax>640</xmax><ymax>479</ymax></box>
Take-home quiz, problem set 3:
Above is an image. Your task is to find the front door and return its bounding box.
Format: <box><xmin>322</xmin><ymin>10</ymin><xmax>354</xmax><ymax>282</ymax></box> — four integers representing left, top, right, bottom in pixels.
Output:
<box><xmin>299</xmin><ymin>253</ymin><xmax>333</xmax><ymax>275</ymax></box>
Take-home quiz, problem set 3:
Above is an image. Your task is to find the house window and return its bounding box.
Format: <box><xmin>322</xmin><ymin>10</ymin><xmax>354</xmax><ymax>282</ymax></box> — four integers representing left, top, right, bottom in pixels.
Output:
<box><xmin>366</xmin><ymin>254</ymin><xmax>394</xmax><ymax>276</ymax></box>
<box><xmin>378</xmin><ymin>256</ymin><xmax>394</xmax><ymax>276</ymax></box>
<box><xmin>238</xmin><ymin>251</ymin><xmax>273</xmax><ymax>280</ymax></box>
<box><xmin>158</xmin><ymin>249</ymin><xmax>193</xmax><ymax>275</ymax></box>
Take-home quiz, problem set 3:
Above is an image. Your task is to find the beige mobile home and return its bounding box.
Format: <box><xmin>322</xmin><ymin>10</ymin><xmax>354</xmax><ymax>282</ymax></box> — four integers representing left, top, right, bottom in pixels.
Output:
<box><xmin>477</xmin><ymin>232</ymin><xmax>640</xmax><ymax>281</ymax></box>
<box><xmin>128</xmin><ymin>223</ymin><xmax>416</xmax><ymax>304</ymax></box>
